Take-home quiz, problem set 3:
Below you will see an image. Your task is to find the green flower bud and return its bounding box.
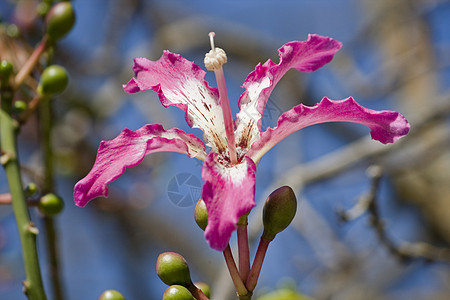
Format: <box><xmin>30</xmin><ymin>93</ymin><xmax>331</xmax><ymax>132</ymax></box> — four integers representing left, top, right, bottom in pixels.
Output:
<box><xmin>38</xmin><ymin>193</ymin><xmax>64</xmax><ymax>216</ymax></box>
<box><xmin>13</xmin><ymin>100</ymin><xmax>28</xmax><ymax>114</ymax></box>
<box><xmin>262</xmin><ymin>186</ymin><xmax>297</xmax><ymax>241</ymax></box>
<box><xmin>0</xmin><ymin>60</ymin><xmax>14</xmax><ymax>82</ymax></box>
<box><xmin>38</xmin><ymin>65</ymin><xmax>69</xmax><ymax>95</ymax></box>
<box><xmin>194</xmin><ymin>282</ymin><xmax>211</xmax><ymax>298</ymax></box>
<box><xmin>6</xmin><ymin>24</ymin><xmax>20</xmax><ymax>38</ymax></box>
<box><xmin>45</xmin><ymin>2</ymin><xmax>76</xmax><ymax>41</ymax></box>
<box><xmin>37</xmin><ymin>3</ymin><xmax>51</xmax><ymax>17</ymax></box>
<box><xmin>156</xmin><ymin>252</ymin><xmax>192</xmax><ymax>286</ymax></box>
<box><xmin>24</xmin><ymin>182</ymin><xmax>38</xmax><ymax>198</ymax></box>
<box><xmin>162</xmin><ymin>285</ymin><xmax>194</xmax><ymax>300</ymax></box>
<box><xmin>98</xmin><ymin>290</ymin><xmax>125</xmax><ymax>300</ymax></box>
<box><xmin>194</xmin><ymin>199</ymin><xmax>208</xmax><ymax>231</ymax></box>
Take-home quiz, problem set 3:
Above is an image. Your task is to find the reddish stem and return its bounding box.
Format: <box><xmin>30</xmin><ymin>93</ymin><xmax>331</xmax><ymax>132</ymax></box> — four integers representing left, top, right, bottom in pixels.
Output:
<box><xmin>246</xmin><ymin>237</ymin><xmax>271</xmax><ymax>292</ymax></box>
<box><xmin>237</xmin><ymin>218</ymin><xmax>250</xmax><ymax>282</ymax></box>
<box><xmin>223</xmin><ymin>244</ymin><xmax>250</xmax><ymax>298</ymax></box>
<box><xmin>0</xmin><ymin>193</ymin><xmax>12</xmax><ymax>204</ymax></box>
<box><xmin>14</xmin><ymin>35</ymin><xmax>49</xmax><ymax>89</ymax></box>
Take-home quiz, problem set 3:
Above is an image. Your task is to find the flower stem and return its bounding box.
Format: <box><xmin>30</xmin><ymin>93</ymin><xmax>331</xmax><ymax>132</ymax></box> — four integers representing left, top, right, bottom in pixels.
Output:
<box><xmin>14</xmin><ymin>35</ymin><xmax>49</xmax><ymax>89</ymax></box>
<box><xmin>223</xmin><ymin>244</ymin><xmax>251</xmax><ymax>299</ymax></box>
<box><xmin>40</xmin><ymin>95</ymin><xmax>65</xmax><ymax>300</ymax></box>
<box><xmin>187</xmin><ymin>283</ymin><xmax>209</xmax><ymax>300</ymax></box>
<box><xmin>237</xmin><ymin>216</ymin><xmax>250</xmax><ymax>282</ymax></box>
<box><xmin>246</xmin><ymin>237</ymin><xmax>271</xmax><ymax>292</ymax></box>
<box><xmin>1</xmin><ymin>85</ymin><xmax>47</xmax><ymax>299</ymax></box>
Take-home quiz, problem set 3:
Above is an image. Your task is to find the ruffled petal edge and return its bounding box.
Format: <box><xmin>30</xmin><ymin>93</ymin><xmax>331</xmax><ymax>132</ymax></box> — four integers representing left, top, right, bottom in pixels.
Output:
<box><xmin>74</xmin><ymin>124</ymin><xmax>205</xmax><ymax>207</ymax></box>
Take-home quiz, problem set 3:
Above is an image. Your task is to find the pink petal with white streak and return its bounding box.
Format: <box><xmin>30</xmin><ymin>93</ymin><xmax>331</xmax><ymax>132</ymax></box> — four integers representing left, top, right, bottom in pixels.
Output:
<box><xmin>235</xmin><ymin>34</ymin><xmax>342</xmax><ymax>150</ymax></box>
<box><xmin>201</xmin><ymin>152</ymin><xmax>256</xmax><ymax>251</ymax></box>
<box><xmin>248</xmin><ymin>97</ymin><xmax>410</xmax><ymax>163</ymax></box>
<box><xmin>123</xmin><ymin>52</ymin><xmax>228</xmax><ymax>154</ymax></box>
<box><xmin>74</xmin><ymin>124</ymin><xmax>206</xmax><ymax>207</ymax></box>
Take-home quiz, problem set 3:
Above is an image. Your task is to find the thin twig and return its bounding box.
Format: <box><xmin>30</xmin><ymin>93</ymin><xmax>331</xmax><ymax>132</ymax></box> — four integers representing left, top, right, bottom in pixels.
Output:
<box><xmin>341</xmin><ymin>165</ymin><xmax>450</xmax><ymax>262</ymax></box>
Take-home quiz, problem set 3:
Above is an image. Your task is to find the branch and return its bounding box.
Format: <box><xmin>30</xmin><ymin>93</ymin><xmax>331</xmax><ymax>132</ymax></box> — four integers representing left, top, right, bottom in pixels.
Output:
<box><xmin>340</xmin><ymin>165</ymin><xmax>450</xmax><ymax>262</ymax></box>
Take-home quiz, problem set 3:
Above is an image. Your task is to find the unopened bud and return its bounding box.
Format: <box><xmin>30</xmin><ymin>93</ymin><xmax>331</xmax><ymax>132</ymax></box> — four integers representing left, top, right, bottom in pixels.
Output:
<box><xmin>38</xmin><ymin>65</ymin><xmax>69</xmax><ymax>95</ymax></box>
<box><xmin>38</xmin><ymin>193</ymin><xmax>64</xmax><ymax>216</ymax></box>
<box><xmin>156</xmin><ymin>252</ymin><xmax>192</xmax><ymax>286</ymax></box>
<box><xmin>45</xmin><ymin>2</ymin><xmax>76</xmax><ymax>41</ymax></box>
<box><xmin>98</xmin><ymin>290</ymin><xmax>125</xmax><ymax>300</ymax></box>
<box><xmin>13</xmin><ymin>100</ymin><xmax>28</xmax><ymax>115</ymax></box>
<box><xmin>0</xmin><ymin>60</ymin><xmax>13</xmax><ymax>82</ymax></box>
<box><xmin>24</xmin><ymin>182</ymin><xmax>38</xmax><ymax>198</ymax></box>
<box><xmin>194</xmin><ymin>199</ymin><xmax>208</xmax><ymax>231</ymax></box>
<box><xmin>262</xmin><ymin>186</ymin><xmax>297</xmax><ymax>241</ymax></box>
<box><xmin>163</xmin><ymin>285</ymin><xmax>194</xmax><ymax>300</ymax></box>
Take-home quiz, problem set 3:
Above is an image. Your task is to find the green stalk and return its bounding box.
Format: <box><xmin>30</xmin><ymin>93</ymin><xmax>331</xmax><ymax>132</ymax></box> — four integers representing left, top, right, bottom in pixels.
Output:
<box><xmin>1</xmin><ymin>86</ymin><xmax>47</xmax><ymax>299</ymax></box>
<box><xmin>40</xmin><ymin>96</ymin><xmax>65</xmax><ymax>300</ymax></box>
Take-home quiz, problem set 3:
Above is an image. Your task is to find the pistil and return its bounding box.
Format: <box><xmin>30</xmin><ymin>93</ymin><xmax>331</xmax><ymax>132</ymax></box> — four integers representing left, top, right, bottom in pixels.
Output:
<box><xmin>204</xmin><ymin>32</ymin><xmax>238</xmax><ymax>164</ymax></box>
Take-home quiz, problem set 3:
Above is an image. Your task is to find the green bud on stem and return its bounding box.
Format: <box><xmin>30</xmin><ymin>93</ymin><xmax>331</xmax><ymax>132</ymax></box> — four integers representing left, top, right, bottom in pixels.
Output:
<box><xmin>38</xmin><ymin>193</ymin><xmax>64</xmax><ymax>216</ymax></box>
<box><xmin>38</xmin><ymin>65</ymin><xmax>69</xmax><ymax>95</ymax></box>
<box><xmin>0</xmin><ymin>60</ymin><xmax>14</xmax><ymax>83</ymax></box>
<box><xmin>13</xmin><ymin>100</ymin><xmax>28</xmax><ymax>114</ymax></box>
<box><xmin>156</xmin><ymin>252</ymin><xmax>192</xmax><ymax>286</ymax></box>
<box><xmin>262</xmin><ymin>186</ymin><xmax>297</xmax><ymax>241</ymax></box>
<box><xmin>24</xmin><ymin>182</ymin><xmax>38</xmax><ymax>198</ymax></box>
<box><xmin>45</xmin><ymin>2</ymin><xmax>76</xmax><ymax>41</ymax></box>
<box><xmin>163</xmin><ymin>285</ymin><xmax>194</xmax><ymax>300</ymax></box>
<box><xmin>98</xmin><ymin>290</ymin><xmax>126</xmax><ymax>300</ymax></box>
<box><xmin>194</xmin><ymin>199</ymin><xmax>208</xmax><ymax>231</ymax></box>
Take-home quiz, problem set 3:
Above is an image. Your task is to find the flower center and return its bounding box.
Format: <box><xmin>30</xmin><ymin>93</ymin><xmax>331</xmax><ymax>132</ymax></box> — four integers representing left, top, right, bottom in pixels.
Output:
<box><xmin>204</xmin><ymin>32</ymin><xmax>238</xmax><ymax>164</ymax></box>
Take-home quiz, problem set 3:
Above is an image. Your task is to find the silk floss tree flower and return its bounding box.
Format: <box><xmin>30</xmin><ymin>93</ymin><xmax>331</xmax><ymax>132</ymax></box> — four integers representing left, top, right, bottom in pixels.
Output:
<box><xmin>73</xmin><ymin>33</ymin><xmax>410</xmax><ymax>251</ymax></box>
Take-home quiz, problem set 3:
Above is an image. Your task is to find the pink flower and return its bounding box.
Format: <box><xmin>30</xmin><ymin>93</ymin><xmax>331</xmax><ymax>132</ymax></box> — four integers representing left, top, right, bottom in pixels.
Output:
<box><xmin>73</xmin><ymin>34</ymin><xmax>409</xmax><ymax>251</ymax></box>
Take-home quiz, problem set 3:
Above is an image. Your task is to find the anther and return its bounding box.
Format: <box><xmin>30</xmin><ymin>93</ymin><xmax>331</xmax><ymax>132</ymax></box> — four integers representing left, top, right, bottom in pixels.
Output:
<box><xmin>204</xmin><ymin>32</ymin><xmax>227</xmax><ymax>71</ymax></box>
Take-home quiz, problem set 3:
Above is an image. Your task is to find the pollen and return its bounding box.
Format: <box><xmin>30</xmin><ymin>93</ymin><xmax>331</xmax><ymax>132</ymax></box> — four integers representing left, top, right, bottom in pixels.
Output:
<box><xmin>204</xmin><ymin>48</ymin><xmax>227</xmax><ymax>71</ymax></box>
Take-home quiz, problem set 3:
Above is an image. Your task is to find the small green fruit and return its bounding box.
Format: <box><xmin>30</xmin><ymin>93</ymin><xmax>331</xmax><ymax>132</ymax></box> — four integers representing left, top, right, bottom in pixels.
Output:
<box><xmin>13</xmin><ymin>100</ymin><xmax>27</xmax><ymax>114</ymax></box>
<box><xmin>37</xmin><ymin>3</ymin><xmax>51</xmax><ymax>17</ymax></box>
<box><xmin>194</xmin><ymin>199</ymin><xmax>208</xmax><ymax>231</ymax></box>
<box><xmin>162</xmin><ymin>285</ymin><xmax>194</xmax><ymax>300</ymax></box>
<box><xmin>38</xmin><ymin>65</ymin><xmax>69</xmax><ymax>95</ymax></box>
<box><xmin>38</xmin><ymin>193</ymin><xmax>64</xmax><ymax>216</ymax></box>
<box><xmin>45</xmin><ymin>2</ymin><xmax>76</xmax><ymax>41</ymax></box>
<box><xmin>24</xmin><ymin>182</ymin><xmax>38</xmax><ymax>197</ymax></box>
<box><xmin>156</xmin><ymin>252</ymin><xmax>192</xmax><ymax>286</ymax></box>
<box><xmin>262</xmin><ymin>186</ymin><xmax>297</xmax><ymax>241</ymax></box>
<box><xmin>98</xmin><ymin>290</ymin><xmax>125</xmax><ymax>300</ymax></box>
<box><xmin>0</xmin><ymin>60</ymin><xmax>13</xmax><ymax>81</ymax></box>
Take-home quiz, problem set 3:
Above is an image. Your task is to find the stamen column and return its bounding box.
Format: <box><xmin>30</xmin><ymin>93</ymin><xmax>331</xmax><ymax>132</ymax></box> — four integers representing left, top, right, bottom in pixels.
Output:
<box><xmin>204</xmin><ymin>32</ymin><xmax>238</xmax><ymax>164</ymax></box>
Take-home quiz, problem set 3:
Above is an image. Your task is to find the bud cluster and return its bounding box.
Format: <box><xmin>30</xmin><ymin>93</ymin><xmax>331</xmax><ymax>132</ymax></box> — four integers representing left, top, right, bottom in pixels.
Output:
<box><xmin>156</xmin><ymin>252</ymin><xmax>211</xmax><ymax>299</ymax></box>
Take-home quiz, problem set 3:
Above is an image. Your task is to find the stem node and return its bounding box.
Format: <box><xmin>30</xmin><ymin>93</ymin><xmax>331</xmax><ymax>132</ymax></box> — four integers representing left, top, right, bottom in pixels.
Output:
<box><xmin>27</xmin><ymin>223</ymin><xmax>40</xmax><ymax>235</ymax></box>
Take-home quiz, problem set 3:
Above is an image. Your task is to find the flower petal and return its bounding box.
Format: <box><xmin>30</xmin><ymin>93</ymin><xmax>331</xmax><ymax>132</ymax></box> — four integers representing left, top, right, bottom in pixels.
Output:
<box><xmin>74</xmin><ymin>124</ymin><xmax>206</xmax><ymax>207</ymax></box>
<box><xmin>235</xmin><ymin>34</ymin><xmax>342</xmax><ymax>150</ymax></box>
<box><xmin>123</xmin><ymin>53</ymin><xmax>228</xmax><ymax>153</ymax></box>
<box><xmin>201</xmin><ymin>153</ymin><xmax>256</xmax><ymax>251</ymax></box>
<box><xmin>248</xmin><ymin>97</ymin><xmax>410</xmax><ymax>163</ymax></box>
